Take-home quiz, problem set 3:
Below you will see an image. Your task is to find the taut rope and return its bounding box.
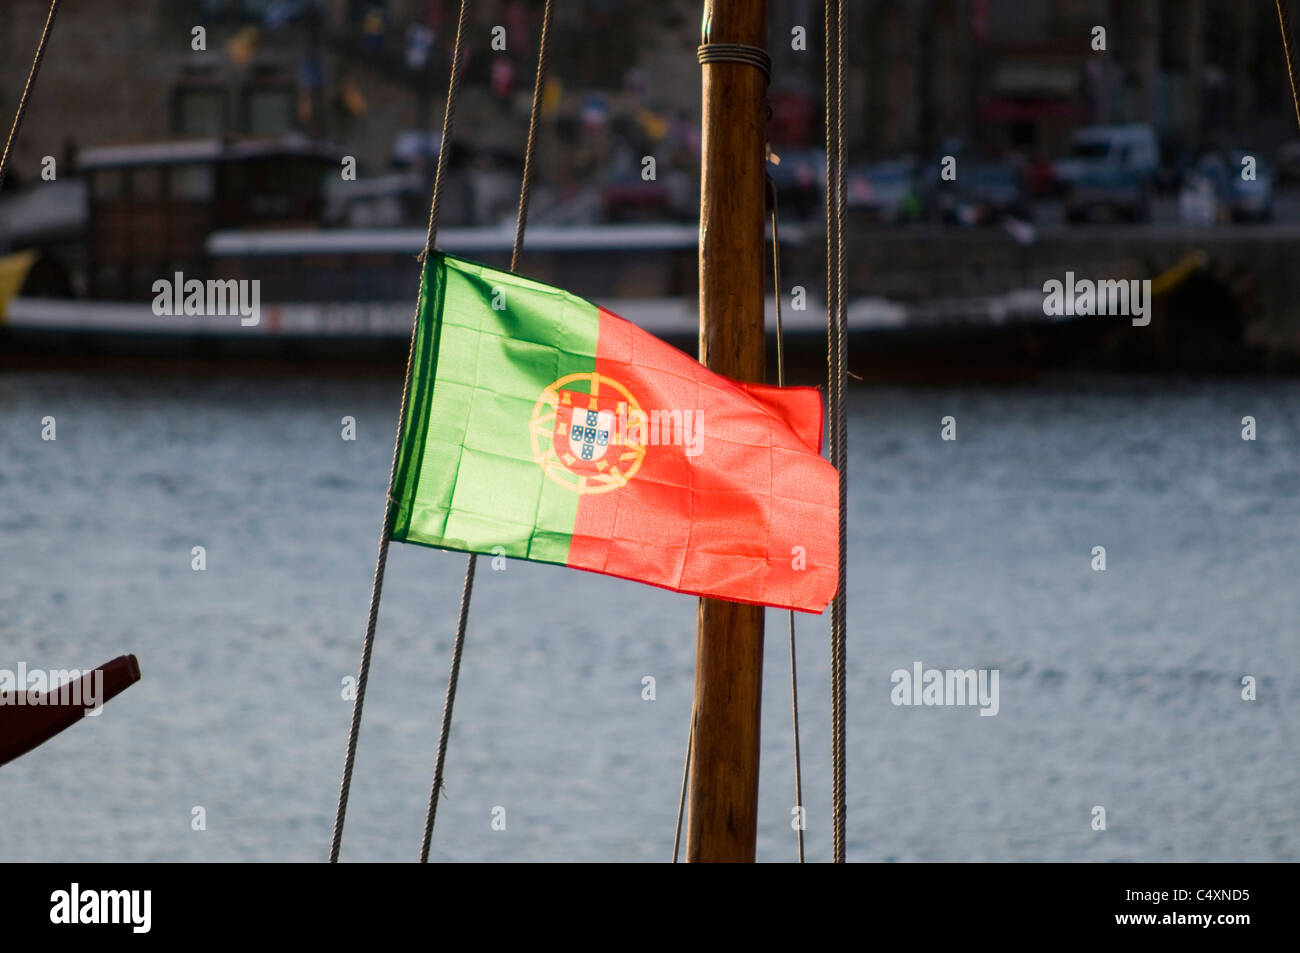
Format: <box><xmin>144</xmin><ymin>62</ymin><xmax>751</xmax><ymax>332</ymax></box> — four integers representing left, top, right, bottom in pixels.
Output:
<box><xmin>769</xmin><ymin>178</ymin><xmax>807</xmax><ymax>864</ymax></box>
<box><xmin>419</xmin><ymin>0</ymin><xmax>555</xmax><ymax>863</ymax></box>
<box><xmin>1277</xmin><ymin>0</ymin><xmax>1300</xmax><ymax>132</ymax></box>
<box><xmin>825</xmin><ymin>0</ymin><xmax>849</xmax><ymax>864</ymax></box>
<box><xmin>329</xmin><ymin>0</ymin><xmax>474</xmax><ymax>864</ymax></box>
<box><xmin>0</xmin><ymin>0</ymin><xmax>60</xmax><ymax>195</ymax></box>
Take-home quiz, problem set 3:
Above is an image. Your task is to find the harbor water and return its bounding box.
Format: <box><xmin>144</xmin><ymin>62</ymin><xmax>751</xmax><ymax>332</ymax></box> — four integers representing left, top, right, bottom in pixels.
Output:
<box><xmin>1</xmin><ymin>371</ymin><xmax>1296</xmax><ymax>861</ymax></box>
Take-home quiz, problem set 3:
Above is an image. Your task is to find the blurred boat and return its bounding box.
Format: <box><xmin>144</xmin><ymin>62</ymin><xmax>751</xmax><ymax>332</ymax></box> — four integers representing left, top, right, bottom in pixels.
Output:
<box><xmin>1065</xmin><ymin>163</ymin><xmax>1151</xmax><ymax>224</ymax></box>
<box><xmin>0</xmin><ymin>249</ymin><xmax>38</xmax><ymax>321</ymax></box>
<box><xmin>0</xmin><ymin>134</ymin><xmax>1182</xmax><ymax>379</ymax></box>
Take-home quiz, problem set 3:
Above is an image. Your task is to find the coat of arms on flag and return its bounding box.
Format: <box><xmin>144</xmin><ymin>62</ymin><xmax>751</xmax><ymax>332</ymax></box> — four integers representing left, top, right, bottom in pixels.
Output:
<box><xmin>530</xmin><ymin>373</ymin><xmax>646</xmax><ymax>494</ymax></box>
<box><xmin>561</xmin><ymin>398</ymin><xmax>611</xmax><ymax>462</ymax></box>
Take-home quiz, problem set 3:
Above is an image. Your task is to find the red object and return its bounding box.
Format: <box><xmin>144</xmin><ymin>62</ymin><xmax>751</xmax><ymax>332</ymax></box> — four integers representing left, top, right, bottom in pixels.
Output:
<box><xmin>0</xmin><ymin>655</ymin><xmax>141</xmax><ymax>767</ymax></box>
<box><xmin>491</xmin><ymin>58</ymin><xmax>515</xmax><ymax>99</ymax></box>
<box><xmin>565</xmin><ymin>308</ymin><xmax>840</xmax><ymax>614</ymax></box>
<box><xmin>770</xmin><ymin>91</ymin><xmax>814</xmax><ymax>148</ymax></box>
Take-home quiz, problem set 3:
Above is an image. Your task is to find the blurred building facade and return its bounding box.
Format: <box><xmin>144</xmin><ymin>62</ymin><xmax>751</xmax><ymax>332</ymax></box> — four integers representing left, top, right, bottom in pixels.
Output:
<box><xmin>0</xmin><ymin>0</ymin><xmax>1292</xmax><ymax>193</ymax></box>
<box><xmin>833</xmin><ymin>0</ymin><xmax>1288</xmax><ymax>159</ymax></box>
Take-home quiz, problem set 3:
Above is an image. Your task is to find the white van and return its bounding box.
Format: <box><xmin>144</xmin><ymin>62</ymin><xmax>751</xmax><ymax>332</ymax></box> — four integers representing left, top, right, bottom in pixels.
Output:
<box><xmin>1053</xmin><ymin>124</ymin><xmax>1160</xmax><ymax>189</ymax></box>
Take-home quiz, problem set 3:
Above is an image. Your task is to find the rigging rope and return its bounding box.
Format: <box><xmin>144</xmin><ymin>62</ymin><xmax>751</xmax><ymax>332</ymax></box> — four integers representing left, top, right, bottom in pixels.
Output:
<box><xmin>769</xmin><ymin>179</ymin><xmax>806</xmax><ymax>864</ymax></box>
<box><xmin>696</xmin><ymin>42</ymin><xmax>771</xmax><ymax>83</ymax></box>
<box><xmin>0</xmin><ymin>0</ymin><xmax>60</xmax><ymax>196</ymax></box>
<box><xmin>329</xmin><ymin>0</ymin><xmax>473</xmax><ymax>864</ymax></box>
<box><xmin>825</xmin><ymin>0</ymin><xmax>849</xmax><ymax>864</ymax></box>
<box><xmin>671</xmin><ymin>701</ymin><xmax>694</xmax><ymax>862</ymax></box>
<box><xmin>1277</xmin><ymin>0</ymin><xmax>1300</xmax><ymax>132</ymax></box>
<box><xmin>419</xmin><ymin>0</ymin><xmax>555</xmax><ymax>863</ymax></box>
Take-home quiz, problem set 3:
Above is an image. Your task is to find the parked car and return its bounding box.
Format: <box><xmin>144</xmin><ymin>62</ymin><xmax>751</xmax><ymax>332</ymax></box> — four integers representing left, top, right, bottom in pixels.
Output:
<box><xmin>1053</xmin><ymin>123</ymin><xmax>1160</xmax><ymax>195</ymax></box>
<box><xmin>846</xmin><ymin>158</ymin><xmax>924</xmax><ymax>224</ymax></box>
<box><xmin>935</xmin><ymin>161</ymin><xmax>1032</xmax><ymax>225</ymax></box>
<box><xmin>1222</xmin><ymin>150</ymin><xmax>1275</xmax><ymax>222</ymax></box>
<box><xmin>1274</xmin><ymin>140</ymin><xmax>1300</xmax><ymax>185</ymax></box>
<box><xmin>1065</xmin><ymin>163</ymin><xmax>1151</xmax><ymax>223</ymax></box>
<box><xmin>1178</xmin><ymin>150</ymin><xmax>1275</xmax><ymax>224</ymax></box>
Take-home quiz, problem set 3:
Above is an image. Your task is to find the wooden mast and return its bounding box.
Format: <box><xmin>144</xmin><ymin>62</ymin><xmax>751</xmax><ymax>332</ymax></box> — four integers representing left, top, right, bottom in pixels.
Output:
<box><xmin>687</xmin><ymin>0</ymin><xmax>768</xmax><ymax>863</ymax></box>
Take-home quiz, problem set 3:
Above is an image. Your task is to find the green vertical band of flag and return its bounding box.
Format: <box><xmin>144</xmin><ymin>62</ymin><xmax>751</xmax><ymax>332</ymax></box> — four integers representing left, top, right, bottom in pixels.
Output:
<box><xmin>388</xmin><ymin>252</ymin><xmax>600</xmax><ymax>564</ymax></box>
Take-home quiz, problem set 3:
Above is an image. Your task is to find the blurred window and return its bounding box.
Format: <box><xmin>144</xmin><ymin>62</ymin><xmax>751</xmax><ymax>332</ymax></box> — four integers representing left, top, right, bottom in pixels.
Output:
<box><xmin>175</xmin><ymin>87</ymin><xmax>226</xmax><ymax>136</ymax></box>
<box><xmin>1072</xmin><ymin>141</ymin><xmax>1111</xmax><ymax>160</ymax></box>
<box><xmin>245</xmin><ymin>87</ymin><xmax>296</xmax><ymax>135</ymax></box>
<box><xmin>171</xmin><ymin>164</ymin><xmax>216</xmax><ymax>202</ymax></box>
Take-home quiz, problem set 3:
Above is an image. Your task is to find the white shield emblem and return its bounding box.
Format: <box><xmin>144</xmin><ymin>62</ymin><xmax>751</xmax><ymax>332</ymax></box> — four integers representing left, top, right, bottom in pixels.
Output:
<box><xmin>567</xmin><ymin>406</ymin><xmax>612</xmax><ymax>462</ymax></box>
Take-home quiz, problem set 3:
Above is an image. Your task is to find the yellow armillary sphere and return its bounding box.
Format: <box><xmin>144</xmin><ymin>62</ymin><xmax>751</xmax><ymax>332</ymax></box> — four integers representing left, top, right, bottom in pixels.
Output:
<box><xmin>530</xmin><ymin>372</ymin><xmax>647</xmax><ymax>494</ymax></box>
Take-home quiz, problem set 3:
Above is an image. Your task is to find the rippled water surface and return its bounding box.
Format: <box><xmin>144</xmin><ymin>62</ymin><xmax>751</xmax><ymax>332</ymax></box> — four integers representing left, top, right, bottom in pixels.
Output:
<box><xmin>1</xmin><ymin>371</ymin><xmax>1296</xmax><ymax>861</ymax></box>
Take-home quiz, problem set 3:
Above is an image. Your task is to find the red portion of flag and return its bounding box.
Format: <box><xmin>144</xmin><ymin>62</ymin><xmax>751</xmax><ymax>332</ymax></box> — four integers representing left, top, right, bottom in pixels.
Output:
<box><xmin>565</xmin><ymin>307</ymin><xmax>839</xmax><ymax>613</ymax></box>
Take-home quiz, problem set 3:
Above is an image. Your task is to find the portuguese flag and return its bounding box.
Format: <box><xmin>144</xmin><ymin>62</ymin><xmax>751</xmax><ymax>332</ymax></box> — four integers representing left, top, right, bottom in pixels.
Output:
<box><xmin>388</xmin><ymin>252</ymin><xmax>839</xmax><ymax>613</ymax></box>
